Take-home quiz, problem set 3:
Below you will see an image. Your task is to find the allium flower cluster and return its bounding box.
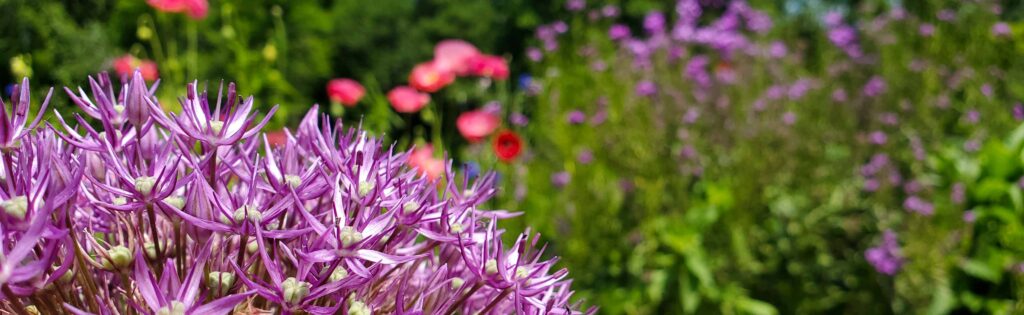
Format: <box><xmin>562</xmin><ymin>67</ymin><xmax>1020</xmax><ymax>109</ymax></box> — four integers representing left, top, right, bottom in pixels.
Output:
<box><xmin>0</xmin><ymin>71</ymin><xmax>594</xmax><ymax>314</ymax></box>
<box><xmin>865</xmin><ymin>230</ymin><xmax>904</xmax><ymax>276</ymax></box>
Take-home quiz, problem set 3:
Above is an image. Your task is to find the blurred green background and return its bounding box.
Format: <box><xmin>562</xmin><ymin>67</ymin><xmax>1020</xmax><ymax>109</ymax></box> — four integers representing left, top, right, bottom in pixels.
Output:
<box><xmin>7</xmin><ymin>0</ymin><xmax>1024</xmax><ymax>314</ymax></box>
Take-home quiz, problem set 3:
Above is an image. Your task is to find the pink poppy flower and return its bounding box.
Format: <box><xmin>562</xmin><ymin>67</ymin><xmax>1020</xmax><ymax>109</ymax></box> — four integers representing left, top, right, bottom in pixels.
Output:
<box><xmin>326</xmin><ymin>78</ymin><xmax>365</xmax><ymax>107</ymax></box>
<box><xmin>456</xmin><ymin>110</ymin><xmax>500</xmax><ymax>142</ymax></box>
<box><xmin>113</xmin><ymin>55</ymin><xmax>159</xmax><ymax>81</ymax></box>
<box><xmin>407</xmin><ymin>144</ymin><xmax>445</xmax><ymax>180</ymax></box>
<box><xmin>468</xmin><ymin>54</ymin><xmax>509</xmax><ymax>80</ymax></box>
<box><xmin>147</xmin><ymin>0</ymin><xmax>208</xmax><ymax>19</ymax></box>
<box><xmin>409</xmin><ymin>61</ymin><xmax>455</xmax><ymax>93</ymax></box>
<box><xmin>434</xmin><ymin>39</ymin><xmax>481</xmax><ymax>75</ymax></box>
<box><xmin>387</xmin><ymin>86</ymin><xmax>430</xmax><ymax>113</ymax></box>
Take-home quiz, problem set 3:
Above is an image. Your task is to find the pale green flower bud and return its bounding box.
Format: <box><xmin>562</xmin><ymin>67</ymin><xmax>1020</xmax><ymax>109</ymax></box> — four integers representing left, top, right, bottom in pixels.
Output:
<box><xmin>329</xmin><ymin>268</ymin><xmax>348</xmax><ymax>282</ymax></box>
<box><xmin>450</xmin><ymin>277</ymin><xmax>465</xmax><ymax>290</ymax></box>
<box><xmin>134</xmin><ymin>176</ymin><xmax>157</xmax><ymax>196</ymax></box>
<box><xmin>284</xmin><ymin>175</ymin><xmax>302</xmax><ymax>188</ymax></box>
<box><xmin>164</xmin><ymin>196</ymin><xmax>185</xmax><ymax>209</ymax></box>
<box><xmin>102</xmin><ymin>246</ymin><xmax>134</xmax><ymax>270</ymax></box>
<box><xmin>348</xmin><ymin>300</ymin><xmax>372</xmax><ymax>315</ymax></box>
<box><xmin>207</xmin><ymin>271</ymin><xmax>235</xmax><ymax>296</ymax></box>
<box><xmin>2</xmin><ymin>196</ymin><xmax>28</xmax><ymax>220</ymax></box>
<box><xmin>485</xmin><ymin>259</ymin><xmax>498</xmax><ymax>274</ymax></box>
<box><xmin>358</xmin><ymin>181</ymin><xmax>375</xmax><ymax>197</ymax></box>
<box><xmin>402</xmin><ymin>201</ymin><xmax>419</xmax><ymax>214</ymax></box>
<box><xmin>340</xmin><ymin>226</ymin><xmax>363</xmax><ymax>247</ymax></box>
<box><xmin>208</xmin><ymin>120</ymin><xmax>224</xmax><ymax>135</ymax></box>
<box><xmin>282</xmin><ymin>277</ymin><xmax>311</xmax><ymax>304</ymax></box>
<box><xmin>156</xmin><ymin>301</ymin><xmax>186</xmax><ymax>315</ymax></box>
<box><xmin>233</xmin><ymin>205</ymin><xmax>261</xmax><ymax>224</ymax></box>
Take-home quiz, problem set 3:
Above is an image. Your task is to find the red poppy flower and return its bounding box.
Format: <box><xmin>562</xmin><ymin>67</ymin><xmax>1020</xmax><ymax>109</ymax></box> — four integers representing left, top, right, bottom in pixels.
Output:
<box><xmin>326</xmin><ymin>78</ymin><xmax>365</xmax><ymax>107</ymax></box>
<box><xmin>492</xmin><ymin>130</ymin><xmax>523</xmax><ymax>162</ymax></box>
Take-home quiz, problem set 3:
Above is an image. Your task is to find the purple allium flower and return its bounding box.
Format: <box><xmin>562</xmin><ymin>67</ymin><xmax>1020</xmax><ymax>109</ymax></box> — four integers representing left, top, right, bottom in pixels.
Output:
<box><xmin>601</xmin><ymin>5</ymin><xmax>619</xmax><ymax>17</ymax></box>
<box><xmin>2</xmin><ymin>74</ymin><xmax>596</xmax><ymax>314</ymax></box>
<box><xmin>566</xmin><ymin>0</ymin><xmax>585</xmax><ymax>12</ymax></box>
<box><xmin>863</xmin><ymin>76</ymin><xmax>886</xmax><ymax>97</ymax></box>
<box><xmin>782</xmin><ymin>112</ymin><xmax>797</xmax><ymax>125</ymax></box>
<box><xmin>1014</xmin><ymin>103</ymin><xmax>1024</xmax><ymax>120</ymax></box>
<box><xmin>553</xmin><ymin>21</ymin><xmax>569</xmax><ymax>34</ymax></box>
<box><xmin>981</xmin><ymin>84</ymin><xmax>994</xmax><ymax>99</ymax></box>
<box><xmin>577</xmin><ymin>149</ymin><xmax>594</xmax><ymax>164</ymax></box>
<box><xmin>863</xmin><ymin>178</ymin><xmax>880</xmax><ymax>192</ymax></box>
<box><xmin>526</xmin><ymin>47</ymin><xmax>543</xmax><ymax>62</ymax></box>
<box><xmin>823</xmin><ymin>11</ymin><xmax>844</xmax><ymax>27</ymax></box>
<box><xmin>769</xmin><ymin>41</ymin><xmax>787</xmax><ymax>59</ymax></box>
<box><xmin>551</xmin><ymin>171</ymin><xmax>571</xmax><ymax>188</ymax></box>
<box><xmin>643</xmin><ymin>11</ymin><xmax>666</xmax><ymax>34</ymax></box>
<box><xmin>635</xmin><ymin>81</ymin><xmax>657</xmax><ymax>97</ymax></box>
<box><xmin>963</xmin><ymin>210</ymin><xmax>977</xmax><ymax>223</ymax></box>
<box><xmin>609</xmin><ymin>24</ymin><xmax>631</xmax><ymax>41</ymax></box>
<box><xmin>567</xmin><ymin>110</ymin><xmax>586</xmax><ymax>124</ymax></box>
<box><xmin>869</xmin><ymin>131</ymin><xmax>887</xmax><ymax>145</ymax></box>
<box><xmin>904</xmin><ymin>196</ymin><xmax>935</xmax><ymax>216</ymax></box>
<box><xmin>685</xmin><ymin>56</ymin><xmax>712</xmax><ymax>88</ymax></box>
<box><xmin>937</xmin><ymin>9</ymin><xmax>957</xmax><ymax>22</ymax></box>
<box><xmin>865</xmin><ymin>230</ymin><xmax>904</xmax><ymax>275</ymax></box>
<box><xmin>510</xmin><ymin>112</ymin><xmax>529</xmax><ymax>126</ymax></box>
<box><xmin>993</xmin><ymin>22</ymin><xmax>1011</xmax><ymax>37</ymax></box>
<box><xmin>832</xmin><ymin>88</ymin><xmax>848</xmax><ymax>102</ymax></box>
<box><xmin>918</xmin><ymin>23</ymin><xmax>935</xmax><ymax>37</ymax></box>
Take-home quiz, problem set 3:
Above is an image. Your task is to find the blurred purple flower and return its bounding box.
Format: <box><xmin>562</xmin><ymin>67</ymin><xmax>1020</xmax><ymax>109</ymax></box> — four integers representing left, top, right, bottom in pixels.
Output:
<box><xmin>566</xmin><ymin>0</ymin><xmax>585</xmax><ymax>12</ymax></box>
<box><xmin>919</xmin><ymin>23</ymin><xmax>935</xmax><ymax>37</ymax></box>
<box><xmin>635</xmin><ymin>81</ymin><xmax>657</xmax><ymax>97</ymax></box>
<box><xmin>577</xmin><ymin>149</ymin><xmax>594</xmax><ymax>164</ymax></box>
<box><xmin>863</xmin><ymin>76</ymin><xmax>886</xmax><ymax>97</ymax></box>
<box><xmin>904</xmin><ymin>196</ymin><xmax>934</xmax><ymax>216</ymax></box>
<box><xmin>993</xmin><ymin>22</ymin><xmax>1011</xmax><ymax>37</ymax></box>
<box><xmin>644</xmin><ymin>11</ymin><xmax>666</xmax><ymax>34</ymax></box>
<box><xmin>567</xmin><ymin>110</ymin><xmax>586</xmax><ymax>124</ymax></box>
<box><xmin>551</xmin><ymin>171</ymin><xmax>571</xmax><ymax>188</ymax></box>
<box><xmin>865</xmin><ymin>230</ymin><xmax>904</xmax><ymax>275</ymax></box>
<box><xmin>609</xmin><ymin>24</ymin><xmax>631</xmax><ymax>41</ymax></box>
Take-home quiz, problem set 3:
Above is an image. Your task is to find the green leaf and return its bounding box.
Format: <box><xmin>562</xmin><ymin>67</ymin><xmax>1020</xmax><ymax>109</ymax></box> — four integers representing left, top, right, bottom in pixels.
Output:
<box><xmin>735</xmin><ymin>297</ymin><xmax>778</xmax><ymax>315</ymax></box>
<box><xmin>926</xmin><ymin>284</ymin><xmax>956</xmax><ymax>315</ymax></box>
<box><xmin>959</xmin><ymin>259</ymin><xmax>1002</xmax><ymax>283</ymax></box>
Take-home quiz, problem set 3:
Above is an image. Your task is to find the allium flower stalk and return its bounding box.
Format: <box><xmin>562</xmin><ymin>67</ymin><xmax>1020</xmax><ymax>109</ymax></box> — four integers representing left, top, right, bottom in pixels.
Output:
<box><xmin>0</xmin><ymin>72</ymin><xmax>595</xmax><ymax>314</ymax></box>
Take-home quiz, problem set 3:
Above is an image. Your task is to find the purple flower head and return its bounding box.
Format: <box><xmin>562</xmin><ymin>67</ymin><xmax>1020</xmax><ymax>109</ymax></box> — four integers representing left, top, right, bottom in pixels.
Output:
<box><xmin>869</xmin><ymin>131</ymin><xmax>887</xmax><ymax>145</ymax></box>
<box><xmin>635</xmin><ymin>81</ymin><xmax>658</xmax><ymax>97</ymax></box>
<box><xmin>937</xmin><ymin>9</ymin><xmax>957</xmax><ymax>22</ymax></box>
<box><xmin>551</xmin><ymin>171</ymin><xmax>571</xmax><ymax>188</ymax></box>
<box><xmin>1</xmin><ymin>75</ymin><xmax>596</xmax><ymax>314</ymax></box>
<box><xmin>865</xmin><ymin>230</ymin><xmax>904</xmax><ymax>275</ymax></box>
<box><xmin>643</xmin><ymin>11</ymin><xmax>666</xmax><ymax>34</ymax></box>
<box><xmin>952</xmin><ymin>183</ymin><xmax>966</xmax><ymax>205</ymax></box>
<box><xmin>577</xmin><ymin>149</ymin><xmax>594</xmax><ymax>164</ymax></box>
<box><xmin>601</xmin><ymin>5</ymin><xmax>619</xmax><ymax>17</ymax></box>
<box><xmin>782</xmin><ymin>112</ymin><xmax>797</xmax><ymax>125</ymax></box>
<box><xmin>993</xmin><ymin>22</ymin><xmax>1011</xmax><ymax>37</ymax></box>
<box><xmin>824</xmin><ymin>11</ymin><xmax>844</xmax><ymax>27</ymax></box>
<box><xmin>566</xmin><ymin>0</ymin><xmax>585</xmax><ymax>12</ymax></box>
<box><xmin>526</xmin><ymin>47</ymin><xmax>543</xmax><ymax>62</ymax></box>
<box><xmin>510</xmin><ymin>112</ymin><xmax>529</xmax><ymax>126</ymax></box>
<box><xmin>832</xmin><ymin>89</ymin><xmax>848</xmax><ymax>102</ymax></box>
<box><xmin>567</xmin><ymin>110</ymin><xmax>586</xmax><ymax>124</ymax></box>
<box><xmin>609</xmin><ymin>24</ymin><xmax>631</xmax><ymax>41</ymax></box>
<box><xmin>769</xmin><ymin>41</ymin><xmax>788</xmax><ymax>59</ymax></box>
<box><xmin>919</xmin><ymin>23</ymin><xmax>935</xmax><ymax>37</ymax></box>
<box><xmin>963</xmin><ymin>210</ymin><xmax>977</xmax><ymax>223</ymax></box>
<box><xmin>863</xmin><ymin>76</ymin><xmax>887</xmax><ymax>97</ymax></box>
<box><xmin>1014</xmin><ymin>103</ymin><xmax>1024</xmax><ymax>120</ymax></box>
<box><xmin>904</xmin><ymin>196</ymin><xmax>935</xmax><ymax>216</ymax></box>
